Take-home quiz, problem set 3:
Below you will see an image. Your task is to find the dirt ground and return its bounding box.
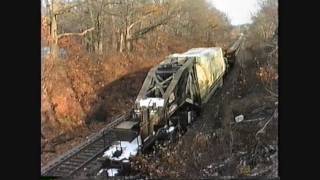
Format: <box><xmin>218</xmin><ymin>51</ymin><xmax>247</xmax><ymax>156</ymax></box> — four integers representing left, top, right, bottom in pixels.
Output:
<box><xmin>130</xmin><ymin>47</ymin><xmax>278</xmax><ymax>178</ymax></box>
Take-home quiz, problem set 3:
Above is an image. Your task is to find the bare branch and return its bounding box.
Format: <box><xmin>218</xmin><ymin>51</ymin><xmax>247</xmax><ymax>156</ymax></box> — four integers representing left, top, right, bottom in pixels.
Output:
<box><xmin>127</xmin><ymin>19</ymin><xmax>143</xmax><ymax>32</ymax></box>
<box><xmin>58</xmin><ymin>27</ymin><xmax>95</xmax><ymax>39</ymax></box>
<box><xmin>104</xmin><ymin>11</ymin><xmax>122</xmax><ymax>17</ymax></box>
<box><xmin>53</xmin><ymin>3</ymin><xmax>81</xmax><ymax>16</ymax></box>
<box><xmin>265</xmin><ymin>87</ymin><xmax>278</xmax><ymax>98</ymax></box>
<box><xmin>127</xmin><ymin>6</ymin><xmax>166</xmax><ymax>33</ymax></box>
<box><xmin>255</xmin><ymin>108</ymin><xmax>278</xmax><ymax>138</ymax></box>
<box><xmin>128</xmin><ymin>16</ymin><xmax>171</xmax><ymax>41</ymax></box>
<box><xmin>231</xmin><ymin>117</ymin><xmax>266</xmax><ymax>125</ymax></box>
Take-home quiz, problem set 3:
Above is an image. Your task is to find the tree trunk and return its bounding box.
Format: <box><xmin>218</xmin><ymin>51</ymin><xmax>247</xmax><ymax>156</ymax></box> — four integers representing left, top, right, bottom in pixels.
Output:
<box><xmin>108</xmin><ymin>0</ymin><xmax>117</xmax><ymax>51</ymax></box>
<box><xmin>125</xmin><ymin>25</ymin><xmax>133</xmax><ymax>51</ymax></box>
<box><xmin>126</xmin><ymin>40</ymin><xmax>132</xmax><ymax>52</ymax></box>
<box><xmin>89</xmin><ymin>2</ymin><xmax>97</xmax><ymax>53</ymax></box>
<box><xmin>119</xmin><ymin>31</ymin><xmax>125</xmax><ymax>53</ymax></box>
<box><xmin>98</xmin><ymin>39</ymin><xmax>103</xmax><ymax>55</ymax></box>
<box><xmin>98</xmin><ymin>21</ymin><xmax>103</xmax><ymax>55</ymax></box>
<box><xmin>207</xmin><ymin>31</ymin><xmax>211</xmax><ymax>44</ymax></box>
<box><xmin>50</xmin><ymin>15</ymin><xmax>59</xmax><ymax>59</ymax></box>
<box><xmin>126</xmin><ymin>29</ymin><xmax>132</xmax><ymax>52</ymax></box>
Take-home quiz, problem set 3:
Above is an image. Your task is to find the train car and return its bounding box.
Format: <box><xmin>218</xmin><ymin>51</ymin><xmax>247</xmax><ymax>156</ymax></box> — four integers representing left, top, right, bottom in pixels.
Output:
<box><xmin>132</xmin><ymin>46</ymin><xmax>229</xmax><ymax>151</ymax></box>
<box><xmin>98</xmin><ymin>47</ymin><xmax>229</xmax><ymax>176</ymax></box>
<box><xmin>97</xmin><ymin>36</ymin><xmax>243</xmax><ymax>176</ymax></box>
<box><xmin>171</xmin><ymin>47</ymin><xmax>226</xmax><ymax>104</ymax></box>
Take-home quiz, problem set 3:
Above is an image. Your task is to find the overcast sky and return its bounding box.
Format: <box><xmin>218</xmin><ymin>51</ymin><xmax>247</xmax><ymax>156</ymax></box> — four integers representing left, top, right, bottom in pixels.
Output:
<box><xmin>209</xmin><ymin>0</ymin><xmax>260</xmax><ymax>25</ymax></box>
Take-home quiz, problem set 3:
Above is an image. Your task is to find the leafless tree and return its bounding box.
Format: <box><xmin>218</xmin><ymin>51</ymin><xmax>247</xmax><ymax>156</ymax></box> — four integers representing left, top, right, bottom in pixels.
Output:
<box><xmin>42</xmin><ymin>0</ymin><xmax>233</xmax><ymax>56</ymax></box>
<box><xmin>44</xmin><ymin>0</ymin><xmax>94</xmax><ymax>59</ymax></box>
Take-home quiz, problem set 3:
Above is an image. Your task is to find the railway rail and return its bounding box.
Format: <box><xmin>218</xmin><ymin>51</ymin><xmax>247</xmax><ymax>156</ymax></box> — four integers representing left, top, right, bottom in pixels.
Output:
<box><xmin>41</xmin><ymin>112</ymin><xmax>131</xmax><ymax>177</ymax></box>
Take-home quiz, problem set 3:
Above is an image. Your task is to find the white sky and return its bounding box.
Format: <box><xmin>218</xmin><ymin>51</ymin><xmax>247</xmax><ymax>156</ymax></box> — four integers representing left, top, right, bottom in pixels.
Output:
<box><xmin>209</xmin><ymin>0</ymin><xmax>260</xmax><ymax>25</ymax></box>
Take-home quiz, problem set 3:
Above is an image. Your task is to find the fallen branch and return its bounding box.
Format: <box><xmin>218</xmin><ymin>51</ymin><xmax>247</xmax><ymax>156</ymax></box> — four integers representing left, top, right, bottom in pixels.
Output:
<box><xmin>256</xmin><ymin>108</ymin><xmax>278</xmax><ymax>138</ymax></box>
<box><xmin>206</xmin><ymin>157</ymin><xmax>232</xmax><ymax>171</ymax></box>
<box><xmin>58</xmin><ymin>27</ymin><xmax>95</xmax><ymax>39</ymax></box>
<box><xmin>251</xmin><ymin>165</ymin><xmax>274</xmax><ymax>176</ymax></box>
<box><xmin>265</xmin><ymin>87</ymin><xmax>278</xmax><ymax>98</ymax></box>
<box><xmin>252</xmin><ymin>106</ymin><xmax>265</xmax><ymax>114</ymax></box>
<box><xmin>265</xmin><ymin>95</ymin><xmax>278</xmax><ymax>101</ymax></box>
<box><xmin>231</xmin><ymin>117</ymin><xmax>266</xmax><ymax>125</ymax></box>
<box><xmin>205</xmin><ymin>150</ymin><xmax>250</xmax><ymax>173</ymax></box>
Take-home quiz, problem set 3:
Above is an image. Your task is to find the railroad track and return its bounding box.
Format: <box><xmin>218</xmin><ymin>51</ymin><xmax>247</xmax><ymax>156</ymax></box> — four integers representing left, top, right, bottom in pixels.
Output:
<box><xmin>41</xmin><ymin>112</ymin><xmax>131</xmax><ymax>177</ymax></box>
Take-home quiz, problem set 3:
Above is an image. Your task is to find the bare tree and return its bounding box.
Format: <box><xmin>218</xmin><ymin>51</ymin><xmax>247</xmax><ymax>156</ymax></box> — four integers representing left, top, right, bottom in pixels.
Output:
<box><xmin>45</xmin><ymin>0</ymin><xmax>94</xmax><ymax>59</ymax></box>
<box><xmin>113</xmin><ymin>0</ymin><xmax>173</xmax><ymax>52</ymax></box>
<box><xmin>249</xmin><ymin>0</ymin><xmax>278</xmax><ymax>45</ymax></box>
<box><xmin>42</xmin><ymin>0</ymin><xmax>233</xmax><ymax>56</ymax></box>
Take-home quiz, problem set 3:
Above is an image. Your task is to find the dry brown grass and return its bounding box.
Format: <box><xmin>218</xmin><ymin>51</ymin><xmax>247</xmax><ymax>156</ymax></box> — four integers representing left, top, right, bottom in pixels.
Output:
<box><xmin>41</xmin><ymin>32</ymin><xmax>196</xmax><ymax>143</ymax></box>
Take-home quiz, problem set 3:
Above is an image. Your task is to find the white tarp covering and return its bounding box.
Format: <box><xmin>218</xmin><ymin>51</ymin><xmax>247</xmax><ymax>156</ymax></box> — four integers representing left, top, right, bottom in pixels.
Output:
<box><xmin>166</xmin><ymin>126</ymin><xmax>175</xmax><ymax>133</ymax></box>
<box><xmin>97</xmin><ymin>168</ymin><xmax>119</xmax><ymax>176</ymax></box>
<box><xmin>139</xmin><ymin>98</ymin><xmax>164</xmax><ymax>108</ymax></box>
<box><xmin>107</xmin><ymin>168</ymin><xmax>119</xmax><ymax>176</ymax></box>
<box><xmin>99</xmin><ymin>136</ymin><xmax>141</xmax><ymax>177</ymax></box>
<box><xmin>103</xmin><ymin>136</ymin><xmax>141</xmax><ymax>161</ymax></box>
